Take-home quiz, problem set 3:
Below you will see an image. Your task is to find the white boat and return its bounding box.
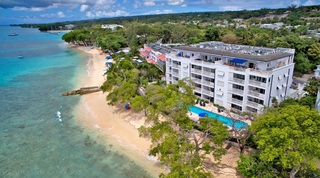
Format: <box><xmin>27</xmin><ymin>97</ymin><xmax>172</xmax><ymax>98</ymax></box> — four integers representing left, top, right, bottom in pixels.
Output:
<box><xmin>18</xmin><ymin>55</ymin><xmax>24</xmax><ymax>59</ymax></box>
<box><xmin>8</xmin><ymin>32</ymin><xmax>19</xmax><ymax>36</ymax></box>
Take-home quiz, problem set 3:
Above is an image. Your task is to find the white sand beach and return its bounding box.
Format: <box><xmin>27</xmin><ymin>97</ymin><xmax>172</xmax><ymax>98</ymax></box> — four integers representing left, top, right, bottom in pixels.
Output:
<box><xmin>72</xmin><ymin>46</ymin><xmax>165</xmax><ymax>177</ymax></box>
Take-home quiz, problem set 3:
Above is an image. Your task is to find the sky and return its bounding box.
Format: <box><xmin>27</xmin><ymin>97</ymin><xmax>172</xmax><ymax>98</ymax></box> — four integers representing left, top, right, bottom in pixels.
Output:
<box><xmin>0</xmin><ymin>0</ymin><xmax>319</xmax><ymax>25</ymax></box>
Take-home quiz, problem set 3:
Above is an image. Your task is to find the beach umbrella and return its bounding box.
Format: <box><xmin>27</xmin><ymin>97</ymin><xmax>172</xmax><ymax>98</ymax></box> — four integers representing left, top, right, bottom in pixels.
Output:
<box><xmin>198</xmin><ymin>113</ymin><xmax>207</xmax><ymax>118</ymax></box>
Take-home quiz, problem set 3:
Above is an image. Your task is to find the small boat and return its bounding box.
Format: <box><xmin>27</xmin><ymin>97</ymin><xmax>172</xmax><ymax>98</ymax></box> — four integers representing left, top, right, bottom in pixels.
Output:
<box><xmin>18</xmin><ymin>55</ymin><xmax>24</xmax><ymax>59</ymax></box>
<box><xmin>8</xmin><ymin>33</ymin><xmax>19</xmax><ymax>36</ymax></box>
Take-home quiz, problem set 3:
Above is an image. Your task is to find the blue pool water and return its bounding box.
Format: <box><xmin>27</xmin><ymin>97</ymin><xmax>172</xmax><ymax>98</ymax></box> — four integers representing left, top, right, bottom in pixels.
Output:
<box><xmin>189</xmin><ymin>106</ymin><xmax>248</xmax><ymax>129</ymax></box>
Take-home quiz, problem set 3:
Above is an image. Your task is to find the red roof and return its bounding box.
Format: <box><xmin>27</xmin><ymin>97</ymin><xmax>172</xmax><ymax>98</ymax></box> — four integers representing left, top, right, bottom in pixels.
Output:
<box><xmin>156</xmin><ymin>54</ymin><xmax>166</xmax><ymax>62</ymax></box>
<box><xmin>145</xmin><ymin>47</ymin><xmax>152</xmax><ymax>52</ymax></box>
<box><xmin>147</xmin><ymin>59</ymin><xmax>157</xmax><ymax>65</ymax></box>
<box><xmin>140</xmin><ymin>51</ymin><xmax>150</xmax><ymax>57</ymax></box>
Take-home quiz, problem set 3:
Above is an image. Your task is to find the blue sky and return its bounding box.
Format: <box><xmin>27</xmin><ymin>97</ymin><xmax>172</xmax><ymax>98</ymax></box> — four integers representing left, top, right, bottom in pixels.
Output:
<box><xmin>0</xmin><ymin>0</ymin><xmax>319</xmax><ymax>25</ymax></box>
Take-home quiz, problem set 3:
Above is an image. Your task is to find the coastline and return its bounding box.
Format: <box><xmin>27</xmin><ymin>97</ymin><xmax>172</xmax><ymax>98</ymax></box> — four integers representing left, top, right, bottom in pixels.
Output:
<box><xmin>71</xmin><ymin>45</ymin><xmax>165</xmax><ymax>177</ymax></box>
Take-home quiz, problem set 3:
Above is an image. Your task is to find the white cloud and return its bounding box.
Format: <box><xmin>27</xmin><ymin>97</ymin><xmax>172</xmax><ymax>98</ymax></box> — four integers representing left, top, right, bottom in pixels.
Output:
<box><xmin>57</xmin><ymin>11</ymin><xmax>65</xmax><ymax>18</ymax></box>
<box><xmin>220</xmin><ymin>6</ymin><xmax>242</xmax><ymax>11</ymax></box>
<box><xmin>303</xmin><ymin>0</ymin><xmax>317</xmax><ymax>6</ymax></box>
<box><xmin>134</xmin><ymin>0</ymin><xmax>142</xmax><ymax>8</ymax></box>
<box><xmin>181</xmin><ymin>4</ymin><xmax>187</xmax><ymax>7</ymax></box>
<box><xmin>144</xmin><ymin>0</ymin><xmax>156</xmax><ymax>6</ymax></box>
<box><xmin>80</xmin><ymin>4</ymin><xmax>89</xmax><ymax>12</ymax></box>
<box><xmin>12</xmin><ymin>6</ymin><xmax>45</xmax><ymax>12</ymax></box>
<box><xmin>86</xmin><ymin>10</ymin><xmax>129</xmax><ymax>18</ymax></box>
<box><xmin>40</xmin><ymin>11</ymin><xmax>66</xmax><ymax>18</ymax></box>
<box><xmin>144</xmin><ymin>9</ymin><xmax>173</xmax><ymax>15</ymax></box>
<box><xmin>291</xmin><ymin>0</ymin><xmax>301</xmax><ymax>6</ymax></box>
<box><xmin>168</xmin><ymin>0</ymin><xmax>184</xmax><ymax>5</ymax></box>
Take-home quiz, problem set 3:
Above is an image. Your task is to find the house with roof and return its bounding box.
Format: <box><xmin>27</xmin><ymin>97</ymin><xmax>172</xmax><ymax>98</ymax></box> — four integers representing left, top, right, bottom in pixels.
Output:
<box><xmin>139</xmin><ymin>44</ymin><xmax>171</xmax><ymax>68</ymax></box>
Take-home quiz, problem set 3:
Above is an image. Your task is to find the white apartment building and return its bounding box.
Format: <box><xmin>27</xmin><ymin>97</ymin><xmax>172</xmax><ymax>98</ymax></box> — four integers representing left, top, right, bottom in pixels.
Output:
<box><xmin>165</xmin><ymin>42</ymin><xmax>295</xmax><ymax>113</ymax></box>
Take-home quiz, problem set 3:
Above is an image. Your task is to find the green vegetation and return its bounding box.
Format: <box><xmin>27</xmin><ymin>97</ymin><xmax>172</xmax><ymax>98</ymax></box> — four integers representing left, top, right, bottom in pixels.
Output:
<box><xmin>238</xmin><ymin>105</ymin><xmax>320</xmax><ymax>177</ymax></box>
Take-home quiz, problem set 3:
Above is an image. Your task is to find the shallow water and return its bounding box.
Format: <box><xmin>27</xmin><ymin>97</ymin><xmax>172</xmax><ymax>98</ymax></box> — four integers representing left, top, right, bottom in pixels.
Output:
<box><xmin>0</xmin><ymin>26</ymin><xmax>151</xmax><ymax>178</ymax></box>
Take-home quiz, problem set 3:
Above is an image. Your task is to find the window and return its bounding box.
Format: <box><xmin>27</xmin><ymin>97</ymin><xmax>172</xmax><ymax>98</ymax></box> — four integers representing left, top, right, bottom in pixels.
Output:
<box><xmin>250</xmin><ymin>75</ymin><xmax>266</xmax><ymax>83</ymax></box>
<box><xmin>233</xmin><ymin>84</ymin><xmax>244</xmax><ymax>90</ymax></box>
<box><xmin>234</xmin><ymin>73</ymin><xmax>245</xmax><ymax>80</ymax></box>
<box><xmin>231</xmin><ymin>104</ymin><xmax>242</xmax><ymax>111</ymax></box>
<box><xmin>232</xmin><ymin>94</ymin><xmax>243</xmax><ymax>100</ymax></box>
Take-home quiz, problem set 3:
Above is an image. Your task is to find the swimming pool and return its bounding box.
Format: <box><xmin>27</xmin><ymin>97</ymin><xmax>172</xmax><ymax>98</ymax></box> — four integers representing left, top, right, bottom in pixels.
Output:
<box><xmin>189</xmin><ymin>106</ymin><xmax>248</xmax><ymax>129</ymax></box>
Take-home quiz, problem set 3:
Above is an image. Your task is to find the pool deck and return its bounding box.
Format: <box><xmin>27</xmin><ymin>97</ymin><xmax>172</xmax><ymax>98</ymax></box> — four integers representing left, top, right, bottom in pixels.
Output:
<box><xmin>188</xmin><ymin>103</ymin><xmax>252</xmax><ymax>126</ymax></box>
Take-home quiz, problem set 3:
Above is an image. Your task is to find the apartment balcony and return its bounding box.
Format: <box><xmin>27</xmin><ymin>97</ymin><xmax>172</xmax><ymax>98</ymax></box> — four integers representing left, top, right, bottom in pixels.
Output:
<box><xmin>249</xmin><ymin>80</ymin><xmax>267</xmax><ymax>87</ymax></box>
<box><xmin>202</xmin><ymin>70</ymin><xmax>215</xmax><ymax>77</ymax></box>
<box><xmin>247</xmin><ymin>101</ymin><xmax>264</xmax><ymax>109</ymax></box>
<box><xmin>248</xmin><ymin>90</ymin><xmax>265</xmax><ymax>99</ymax></box>
<box><xmin>229</xmin><ymin>78</ymin><xmax>245</xmax><ymax>84</ymax></box>
<box><xmin>230</xmin><ymin>98</ymin><xmax>243</xmax><ymax>105</ymax></box>
<box><xmin>172</xmin><ymin>64</ymin><xmax>180</xmax><ymax>68</ymax></box>
<box><xmin>229</xmin><ymin>88</ymin><xmax>244</xmax><ymax>95</ymax></box>
<box><xmin>194</xmin><ymin>87</ymin><xmax>201</xmax><ymax>93</ymax></box>
<box><xmin>202</xmin><ymin>80</ymin><xmax>214</xmax><ymax>86</ymax></box>
<box><xmin>172</xmin><ymin>71</ymin><xmax>179</xmax><ymax>76</ymax></box>
<box><xmin>202</xmin><ymin>89</ymin><xmax>214</xmax><ymax>96</ymax></box>
<box><xmin>190</xmin><ymin>59</ymin><xmax>215</xmax><ymax>67</ymax></box>
<box><xmin>191</xmin><ymin>77</ymin><xmax>202</xmax><ymax>83</ymax></box>
<box><xmin>191</xmin><ymin>68</ymin><xmax>202</xmax><ymax>74</ymax></box>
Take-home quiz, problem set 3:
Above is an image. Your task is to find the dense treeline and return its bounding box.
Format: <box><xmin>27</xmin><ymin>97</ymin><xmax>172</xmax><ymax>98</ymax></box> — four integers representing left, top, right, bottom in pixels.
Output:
<box><xmin>61</xmin><ymin>19</ymin><xmax>319</xmax><ymax>76</ymax></box>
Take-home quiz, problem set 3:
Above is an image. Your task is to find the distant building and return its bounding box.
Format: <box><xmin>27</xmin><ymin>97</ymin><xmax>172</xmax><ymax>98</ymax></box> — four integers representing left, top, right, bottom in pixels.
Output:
<box><xmin>101</xmin><ymin>24</ymin><xmax>123</xmax><ymax>31</ymax></box>
<box><xmin>65</xmin><ymin>24</ymin><xmax>75</xmax><ymax>30</ymax></box>
<box><xmin>165</xmin><ymin>41</ymin><xmax>295</xmax><ymax>113</ymax></box>
<box><xmin>316</xmin><ymin>88</ymin><xmax>320</xmax><ymax>112</ymax></box>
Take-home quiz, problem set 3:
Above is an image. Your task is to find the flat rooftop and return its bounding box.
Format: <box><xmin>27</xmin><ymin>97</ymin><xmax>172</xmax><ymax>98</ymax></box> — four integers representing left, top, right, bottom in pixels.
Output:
<box><xmin>174</xmin><ymin>41</ymin><xmax>294</xmax><ymax>62</ymax></box>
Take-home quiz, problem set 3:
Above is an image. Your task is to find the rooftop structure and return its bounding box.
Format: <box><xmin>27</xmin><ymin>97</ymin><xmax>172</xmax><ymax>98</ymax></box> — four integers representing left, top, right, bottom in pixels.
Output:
<box><xmin>101</xmin><ymin>24</ymin><xmax>124</xmax><ymax>31</ymax></box>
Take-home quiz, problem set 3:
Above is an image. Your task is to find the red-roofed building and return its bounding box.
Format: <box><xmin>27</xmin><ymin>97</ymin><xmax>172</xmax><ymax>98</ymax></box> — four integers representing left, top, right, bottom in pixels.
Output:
<box><xmin>147</xmin><ymin>59</ymin><xmax>157</xmax><ymax>64</ymax></box>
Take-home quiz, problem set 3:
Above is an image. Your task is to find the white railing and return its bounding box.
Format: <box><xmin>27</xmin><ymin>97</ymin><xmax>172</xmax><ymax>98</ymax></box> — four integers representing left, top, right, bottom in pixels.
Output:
<box><xmin>202</xmin><ymin>89</ymin><xmax>214</xmax><ymax>96</ymax></box>
<box><xmin>191</xmin><ymin>77</ymin><xmax>201</xmax><ymax>83</ymax></box>
<box><xmin>248</xmin><ymin>90</ymin><xmax>265</xmax><ymax>99</ymax></box>
<box><xmin>202</xmin><ymin>71</ymin><xmax>215</xmax><ymax>77</ymax></box>
<box><xmin>172</xmin><ymin>64</ymin><xmax>179</xmax><ymax>68</ymax></box>
<box><xmin>190</xmin><ymin>59</ymin><xmax>215</xmax><ymax>66</ymax></box>
<box><xmin>231</xmin><ymin>98</ymin><xmax>243</xmax><ymax>105</ymax></box>
<box><xmin>229</xmin><ymin>88</ymin><xmax>244</xmax><ymax>95</ymax></box>
<box><xmin>194</xmin><ymin>87</ymin><xmax>201</xmax><ymax>92</ymax></box>
<box><xmin>202</xmin><ymin>80</ymin><xmax>214</xmax><ymax>86</ymax></box>
<box><xmin>249</xmin><ymin>80</ymin><xmax>266</xmax><ymax>87</ymax></box>
<box><xmin>172</xmin><ymin>72</ymin><xmax>179</xmax><ymax>76</ymax></box>
<box><xmin>191</xmin><ymin>68</ymin><xmax>202</xmax><ymax>74</ymax></box>
<box><xmin>229</xmin><ymin>78</ymin><xmax>245</xmax><ymax>84</ymax></box>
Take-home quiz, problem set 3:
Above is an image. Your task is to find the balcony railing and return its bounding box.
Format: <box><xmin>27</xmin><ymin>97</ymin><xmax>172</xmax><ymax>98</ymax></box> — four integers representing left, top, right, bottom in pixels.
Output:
<box><xmin>194</xmin><ymin>87</ymin><xmax>201</xmax><ymax>92</ymax></box>
<box><xmin>172</xmin><ymin>64</ymin><xmax>179</xmax><ymax>68</ymax></box>
<box><xmin>172</xmin><ymin>71</ymin><xmax>179</xmax><ymax>76</ymax></box>
<box><xmin>249</xmin><ymin>80</ymin><xmax>266</xmax><ymax>87</ymax></box>
<box><xmin>247</xmin><ymin>101</ymin><xmax>264</xmax><ymax>109</ymax></box>
<box><xmin>191</xmin><ymin>77</ymin><xmax>202</xmax><ymax>83</ymax></box>
<box><xmin>229</xmin><ymin>78</ymin><xmax>245</xmax><ymax>84</ymax></box>
<box><xmin>202</xmin><ymin>89</ymin><xmax>214</xmax><ymax>96</ymax></box>
<box><xmin>248</xmin><ymin>90</ymin><xmax>265</xmax><ymax>99</ymax></box>
<box><xmin>231</xmin><ymin>98</ymin><xmax>243</xmax><ymax>105</ymax></box>
<box><xmin>191</xmin><ymin>68</ymin><xmax>202</xmax><ymax>74</ymax></box>
<box><xmin>202</xmin><ymin>80</ymin><xmax>214</xmax><ymax>86</ymax></box>
<box><xmin>229</xmin><ymin>88</ymin><xmax>244</xmax><ymax>95</ymax></box>
<box><xmin>202</xmin><ymin>71</ymin><xmax>215</xmax><ymax>77</ymax></box>
<box><xmin>190</xmin><ymin>59</ymin><xmax>215</xmax><ymax>66</ymax></box>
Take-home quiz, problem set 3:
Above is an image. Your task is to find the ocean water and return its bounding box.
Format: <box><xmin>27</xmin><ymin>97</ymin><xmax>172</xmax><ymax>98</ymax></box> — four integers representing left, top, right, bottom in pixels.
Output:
<box><xmin>0</xmin><ymin>26</ymin><xmax>151</xmax><ymax>178</ymax></box>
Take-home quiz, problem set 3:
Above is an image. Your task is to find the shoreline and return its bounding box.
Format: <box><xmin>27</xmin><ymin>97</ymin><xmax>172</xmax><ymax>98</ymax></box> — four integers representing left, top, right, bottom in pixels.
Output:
<box><xmin>70</xmin><ymin>45</ymin><xmax>165</xmax><ymax>177</ymax></box>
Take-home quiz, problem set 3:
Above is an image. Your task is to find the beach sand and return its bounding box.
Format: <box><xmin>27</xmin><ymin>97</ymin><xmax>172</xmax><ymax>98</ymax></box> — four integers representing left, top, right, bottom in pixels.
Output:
<box><xmin>72</xmin><ymin>46</ymin><xmax>165</xmax><ymax>177</ymax></box>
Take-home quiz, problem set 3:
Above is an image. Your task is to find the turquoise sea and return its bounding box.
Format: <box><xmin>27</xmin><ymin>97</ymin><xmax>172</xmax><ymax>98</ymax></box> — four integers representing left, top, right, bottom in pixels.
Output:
<box><xmin>0</xmin><ymin>26</ymin><xmax>151</xmax><ymax>178</ymax></box>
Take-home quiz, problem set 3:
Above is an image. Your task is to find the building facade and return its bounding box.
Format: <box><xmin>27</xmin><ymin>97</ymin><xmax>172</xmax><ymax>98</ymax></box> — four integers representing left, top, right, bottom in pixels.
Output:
<box><xmin>165</xmin><ymin>41</ymin><xmax>295</xmax><ymax>113</ymax></box>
